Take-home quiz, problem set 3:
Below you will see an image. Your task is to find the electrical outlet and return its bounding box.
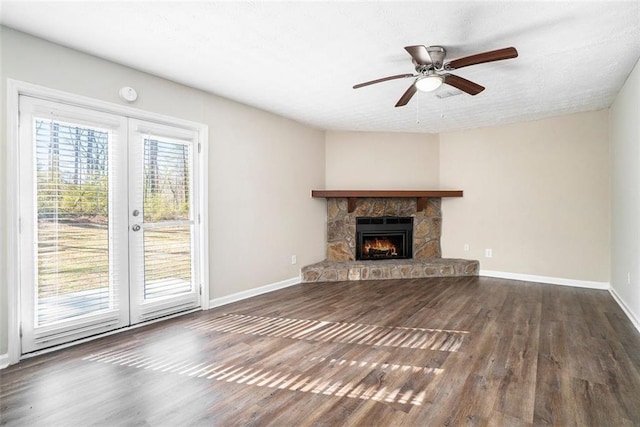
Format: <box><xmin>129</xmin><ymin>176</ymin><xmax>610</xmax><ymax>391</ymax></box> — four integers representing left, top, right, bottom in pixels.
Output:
<box><xmin>464</xmin><ymin>243</ymin><xmax>470</xmax><ymax>252</ymax></box>
<box><xmin>485</xmin><ymin>249</ymin><xmax>493</xmax><ymax>258</ymax></box>
<box><xmin>291</xmin><ymin>255</ymin><xmax>297</xmax><ymax>265</ymax></box>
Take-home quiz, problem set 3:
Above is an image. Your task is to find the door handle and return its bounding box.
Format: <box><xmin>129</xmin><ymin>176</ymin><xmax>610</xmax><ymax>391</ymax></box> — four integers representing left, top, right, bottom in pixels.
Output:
<box><xmin>132</xmin><ymin>224</ymin><xmax>141</xmax><ymax>232</ymax></box>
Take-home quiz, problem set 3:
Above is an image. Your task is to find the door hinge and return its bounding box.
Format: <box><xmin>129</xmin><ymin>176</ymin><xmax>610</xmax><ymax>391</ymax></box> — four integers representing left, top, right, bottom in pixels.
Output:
<box><xmin>19</xmin><ymin>324</ymin><xmax>23</xmax><ymax>338</ymax></box>
<box><xmin>198</xmin><ymin>143</ymin><xmax>201</xmax><ymax>154</ymax></box>
<box><xmin>198</xmin><ymin>214</ymin><xmax>201</xmax><ymax>224</ymax></box>
<box><xmin>199</xmin><ymin>284</ymin><xmax>202</xmax><ymax>296</ymax></box>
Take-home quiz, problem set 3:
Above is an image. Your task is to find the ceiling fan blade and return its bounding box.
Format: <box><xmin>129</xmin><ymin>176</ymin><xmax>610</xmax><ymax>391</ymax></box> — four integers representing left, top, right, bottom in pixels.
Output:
<box><xmin>443</xmin><ymin>74</ymin><xmax>485</xmax><ymax>95</ymax></box>
<box><xmin>395</xmin><ymin>83</ymin><xmax>418</xmax><ymax>107</ymax></box>
<box><xmin>404</xmin><ymin>45</ymin><xmax>431</xmax><ymax>65</ymax></box>
<box><xmin>446</xmin><ymin>47</ymin><xmax>518</xmax><ymax>70</ymax></box>
<box><xmin>353</xmin><ymin>73</ymin><xmax>415</xmax><ymax>89</ymax></box>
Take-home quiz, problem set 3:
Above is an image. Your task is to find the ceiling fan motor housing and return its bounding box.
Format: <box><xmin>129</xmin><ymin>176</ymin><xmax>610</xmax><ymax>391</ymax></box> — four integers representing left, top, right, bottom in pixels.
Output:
<box><xmin>426</xmin><ymin>46</ymin><xmax>446</xmax><ymax>70</ymax></box>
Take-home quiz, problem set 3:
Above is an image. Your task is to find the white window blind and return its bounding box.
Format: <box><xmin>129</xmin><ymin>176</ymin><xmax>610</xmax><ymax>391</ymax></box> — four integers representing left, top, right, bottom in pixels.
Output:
<box><xmin>142</xmin><ymin>138</ymin><xmax>193</xmax><ymax>300</ymax></box>
<box><xmin>34</xmin><ymin>118</ymin><xmax>113</xmax><ymax>325</ymax></box>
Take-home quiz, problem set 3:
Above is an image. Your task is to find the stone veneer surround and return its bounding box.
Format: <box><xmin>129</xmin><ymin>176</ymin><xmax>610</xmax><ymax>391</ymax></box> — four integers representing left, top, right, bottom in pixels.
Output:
<box><xmin>326</xmin><ymin>197</ymin><xmax>442</xmax><ymax>261</ymax></box>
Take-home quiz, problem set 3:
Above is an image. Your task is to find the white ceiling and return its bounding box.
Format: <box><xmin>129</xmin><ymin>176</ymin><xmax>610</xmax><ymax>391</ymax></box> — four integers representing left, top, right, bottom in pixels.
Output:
<box><xmin>1</xmin><ymin>1</ymin><xmax>639</xmax><ymax>134</ymax></box>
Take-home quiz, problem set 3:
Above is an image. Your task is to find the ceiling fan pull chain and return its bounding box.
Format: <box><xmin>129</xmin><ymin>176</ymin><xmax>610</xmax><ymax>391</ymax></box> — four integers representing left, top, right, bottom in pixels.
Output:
<box><xmin>416</xmin><ymin>93</ymin><xmax>420</xmax><ymax>124</ymax></box>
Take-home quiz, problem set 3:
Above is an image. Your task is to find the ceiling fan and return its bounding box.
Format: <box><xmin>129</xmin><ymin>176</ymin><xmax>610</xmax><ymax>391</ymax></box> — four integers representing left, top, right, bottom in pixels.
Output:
<box><xmin>353</xmin><ymin>45</ymin><xmax>518</xmax><ymax>107</ymax></box>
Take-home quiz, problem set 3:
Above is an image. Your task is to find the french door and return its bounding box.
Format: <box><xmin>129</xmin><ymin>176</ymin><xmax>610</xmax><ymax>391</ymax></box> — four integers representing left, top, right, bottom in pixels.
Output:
<box><xmin>19</xmin><ymin>96</ymin><xmax>203</xmax><ymax>354</ymax></box>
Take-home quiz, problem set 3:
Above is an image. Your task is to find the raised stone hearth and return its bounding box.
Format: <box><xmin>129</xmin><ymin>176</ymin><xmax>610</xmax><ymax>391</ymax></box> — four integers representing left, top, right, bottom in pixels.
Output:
<box><xmin>302</xmin><ymin>258</ymin><xmax>479</xmax><ymax>282</ymax></box>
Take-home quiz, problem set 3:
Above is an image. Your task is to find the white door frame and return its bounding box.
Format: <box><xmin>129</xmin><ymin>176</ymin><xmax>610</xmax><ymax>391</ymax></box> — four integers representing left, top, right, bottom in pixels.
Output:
<box><xmin>5</xmin><ymin>79</ymin><xmax>210</xmax><ymax>365</ymax></box>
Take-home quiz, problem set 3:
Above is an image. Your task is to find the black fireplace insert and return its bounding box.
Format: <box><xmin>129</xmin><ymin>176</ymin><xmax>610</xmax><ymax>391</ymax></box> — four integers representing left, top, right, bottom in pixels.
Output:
<box><xmin>356</xmin><ymin>216</ymin><xmax>413</xmax><ymax>261</ymax></box>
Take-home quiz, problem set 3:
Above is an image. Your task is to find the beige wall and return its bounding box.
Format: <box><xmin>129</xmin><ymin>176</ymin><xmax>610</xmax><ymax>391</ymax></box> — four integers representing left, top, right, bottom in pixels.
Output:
<box><xmin>610</xmin><ymin>58</ymin><xmax>640</xmax><ymax>325</ymax></box>
<box><xmin>0</xmin><ymin>27</ymin><xmax>326</xmax><ymax>354</ymax></box>
<box><xmin>325</xmin><ymin>131</ymin><xmax>439</xmax><ymax>189</ymax></box>
<box><xmin>439</xmin><ymin>110</ymin><xmax>611</xmax><ymax>283</ymax></box>
<box><xmin>325</xmin><ymin>121</ymin><xmax>611</xmax><ymax>284</ymax></box>
<box><xmin>206</xmin><ymin>100</ymin><xmax>326</xmax><ymax>296</ymax></box>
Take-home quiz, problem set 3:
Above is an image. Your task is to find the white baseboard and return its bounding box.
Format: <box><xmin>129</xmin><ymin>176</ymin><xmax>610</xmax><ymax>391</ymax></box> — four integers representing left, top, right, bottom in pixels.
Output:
<box><xmin>209</xmin><ymin>276</ymin><xmax>301</xmax><ymax>309</ymax></box>
<box><xmin>608</xmin><ymin>286</ymin><xmax>640</xmax><ymax>334</ymax></box>
<box><xmin>480</xmin><ymin>270</ymin><xmax>609</xmax><ymax>290</ymax></box>
<box><xmin>0</xmin><ymin>353</ymin><xmax>9</xmax><ymax>370</ymax></box>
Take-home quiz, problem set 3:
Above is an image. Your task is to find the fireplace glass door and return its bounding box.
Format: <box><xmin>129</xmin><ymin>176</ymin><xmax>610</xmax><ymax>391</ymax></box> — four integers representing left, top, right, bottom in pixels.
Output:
<box><xmin>356</xmin><ymin>217</ymin><xmax>413</xmax><ymax>261</ymax></box>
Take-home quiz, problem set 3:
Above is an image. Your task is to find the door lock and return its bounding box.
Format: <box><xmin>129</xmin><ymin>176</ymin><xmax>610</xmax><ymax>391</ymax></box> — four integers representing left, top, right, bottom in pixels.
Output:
<box><xmin>132</xmin><ymin>224</ymin><xmax>141</xmax><ymax>232</ymax></box>
<box><xmin>132</xmin><ymin>209</ymin><xmax>140</xmax><ymax>217</ymax></box>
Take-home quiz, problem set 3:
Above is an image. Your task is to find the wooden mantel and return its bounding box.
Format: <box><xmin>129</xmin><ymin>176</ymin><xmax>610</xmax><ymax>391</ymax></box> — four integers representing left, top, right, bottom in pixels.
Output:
<box><xmin>311</xmin><ymin>190</ymin><xmax>463</xmax><ymax>213</ymax></box>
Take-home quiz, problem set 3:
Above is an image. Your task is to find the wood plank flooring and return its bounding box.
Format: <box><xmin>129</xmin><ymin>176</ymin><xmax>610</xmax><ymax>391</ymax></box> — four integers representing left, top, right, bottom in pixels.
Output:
<box><xmin>1</xmin><ymin>276</ymin><xmax>639</xmax><ymax>426</ymax></box>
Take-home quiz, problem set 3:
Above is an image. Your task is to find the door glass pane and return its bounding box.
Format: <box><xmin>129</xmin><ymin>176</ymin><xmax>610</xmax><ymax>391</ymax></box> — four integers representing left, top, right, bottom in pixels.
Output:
<box><xmin>144</xmin><ymin>226</ymin><xmax>192</xmax><ymax>299</ymax></box>
<box><xmin>142</xmin><ymin>138</ymin><xmax>193</xmax><ymax>300</ymax></box>
<box><xmin>143</xmin><ymin>139</ymin><xmax>190</xmax><ymax>222</ymax></box>
<box><xmin>35</xmin><ymin>119</ymin><xmax>111</xmax><ymax>325</ymax></box>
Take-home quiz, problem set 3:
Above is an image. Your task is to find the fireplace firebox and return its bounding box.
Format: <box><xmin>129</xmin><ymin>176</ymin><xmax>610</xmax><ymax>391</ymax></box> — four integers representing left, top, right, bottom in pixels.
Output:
<box><xmin>356</xmin><ymin>217</ymin><xmax>413</xmax><ymax>261</ymax></box>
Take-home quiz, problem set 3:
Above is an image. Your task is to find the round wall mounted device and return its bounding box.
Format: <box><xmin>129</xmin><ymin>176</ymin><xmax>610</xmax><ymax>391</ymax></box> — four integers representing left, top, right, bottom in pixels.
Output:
<box><xmin>119</xmin><ymin>86</ymin><xmax>138</xmax><ymax>102</ymax></box>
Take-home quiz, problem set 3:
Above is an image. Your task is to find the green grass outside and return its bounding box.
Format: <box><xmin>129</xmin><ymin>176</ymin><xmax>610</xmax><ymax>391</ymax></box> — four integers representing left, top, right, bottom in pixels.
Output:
<box><xmin>37</xmin><ymin>221</ymin><xmax>191</xmax><ymax>298</ymax></box>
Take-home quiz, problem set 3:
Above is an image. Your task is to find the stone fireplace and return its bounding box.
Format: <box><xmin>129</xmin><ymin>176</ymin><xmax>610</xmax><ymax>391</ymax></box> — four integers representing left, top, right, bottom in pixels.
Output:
<box><xmin>302</xmin><ymin>191</ymin><xmax>479</xmax><ymax>283</ymax></box>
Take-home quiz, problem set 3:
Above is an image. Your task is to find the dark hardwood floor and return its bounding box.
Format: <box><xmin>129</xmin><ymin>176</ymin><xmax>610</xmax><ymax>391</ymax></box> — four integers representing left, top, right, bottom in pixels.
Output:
<box><xmin>2</xmin><ymin>276</ymin><xmax>640</xmax><ymax>426</ymax></box>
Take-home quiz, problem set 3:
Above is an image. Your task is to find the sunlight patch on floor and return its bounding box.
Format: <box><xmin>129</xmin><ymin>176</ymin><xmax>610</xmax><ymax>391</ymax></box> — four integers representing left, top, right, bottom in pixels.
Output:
<box><xmin>83</xmin><ymin>348</ymin><xmax>443</xmax><ymax>406</ymax></box>
<box><xmin>186</xmin><ymin>313</ymin><xmax>468</xmax><ymax>351</ymax></box>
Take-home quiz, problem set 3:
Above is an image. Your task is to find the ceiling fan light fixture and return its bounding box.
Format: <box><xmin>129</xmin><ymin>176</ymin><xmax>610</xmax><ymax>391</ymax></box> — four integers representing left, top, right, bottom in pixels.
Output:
<box><xmin>415</xmin><ymin>75</ymin><xmax>444</xmax><ymax>92</ymax></box>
